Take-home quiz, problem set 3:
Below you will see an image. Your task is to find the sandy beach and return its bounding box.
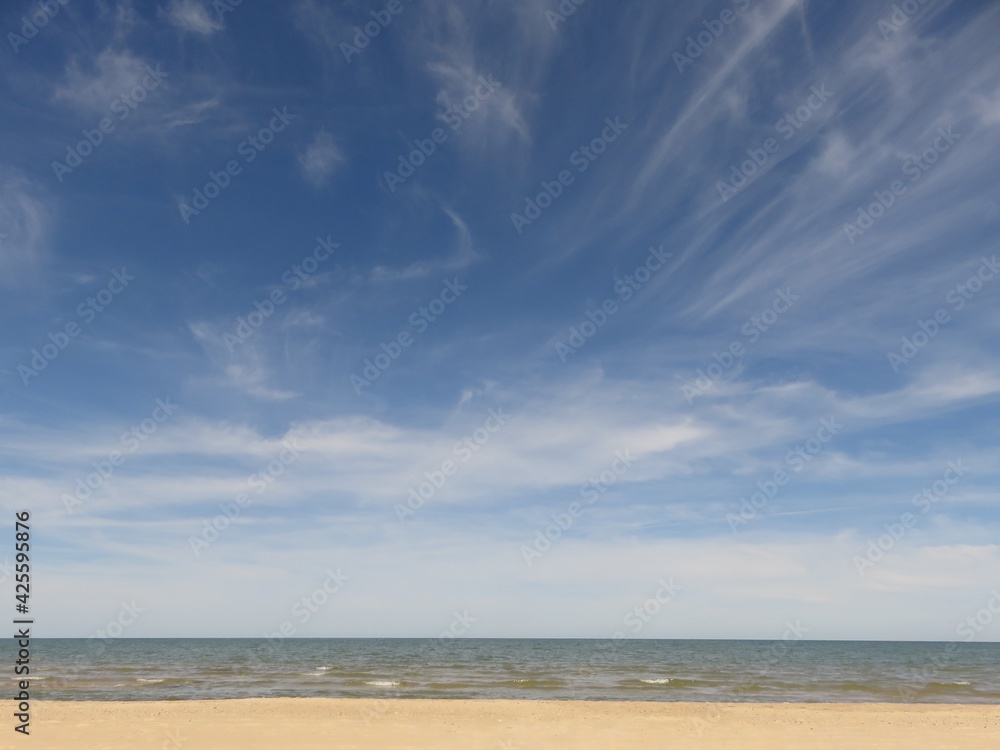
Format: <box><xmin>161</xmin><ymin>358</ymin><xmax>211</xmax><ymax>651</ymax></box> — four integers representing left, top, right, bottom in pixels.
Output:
<box><xmin>4</xmin><ymin>699</ymin><xmax>998</xmax><ymax>749</ymax></box>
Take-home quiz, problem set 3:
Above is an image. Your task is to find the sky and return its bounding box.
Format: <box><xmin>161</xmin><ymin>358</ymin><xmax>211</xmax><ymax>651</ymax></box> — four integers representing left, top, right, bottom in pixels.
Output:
<box><xmin>1</xmin><ymin>0</ymin><xmax>999</xmax><ymax>640</ymax></box>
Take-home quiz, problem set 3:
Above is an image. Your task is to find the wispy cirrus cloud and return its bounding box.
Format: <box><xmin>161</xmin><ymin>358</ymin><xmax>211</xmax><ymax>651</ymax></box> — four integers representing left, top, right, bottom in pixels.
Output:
<box><xmin>3</xmin><ymin>0</ymin><xmax>1000</xmax><ymax>639</ymax></box>
<box><xmin>160</xmin><ymin>0</ymin><xmax>224</xmax><ymax>35</ymax></box>
<box><xmin>0</xmin><ymin>169</ymin><xmax>51</xmax><ymax>287</ymax></box>
<box><xmin>52</xmin><ymin>49</ymin><xmax>155</xmax><ymax>116</ymax></box>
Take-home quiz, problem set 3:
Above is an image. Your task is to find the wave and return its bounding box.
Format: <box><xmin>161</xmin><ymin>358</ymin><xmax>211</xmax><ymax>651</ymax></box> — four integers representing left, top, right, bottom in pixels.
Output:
<box><xmin>917</xmin><ymin>680</ymin><xmax>978</xmax><ymax>695</ymax></box>
<box><xmin>27</xmin><ymin>639</ymin><xmax>1000</xmax><ymax>703</ymax></box>
<box><xmin>496</xmin><ymin>678</ymin><xmax>567</xmax><ymax>689</ymax></box>
<box><xmin>132</xmin><ymin>678</ymin><xmax>201</xmax><ymax>687</ymax></box>
<box><xmin>627</xmin><ymin>677</ymin><xmax>711</xmax><ymax>689</ymax></box>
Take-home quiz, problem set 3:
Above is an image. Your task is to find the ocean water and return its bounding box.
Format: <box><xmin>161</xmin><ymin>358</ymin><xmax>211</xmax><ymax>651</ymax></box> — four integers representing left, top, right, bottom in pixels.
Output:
<box><xmin>11</xmin><ymin>639</ymin><xmax>1000</xmax><ymax>703</ymax></box>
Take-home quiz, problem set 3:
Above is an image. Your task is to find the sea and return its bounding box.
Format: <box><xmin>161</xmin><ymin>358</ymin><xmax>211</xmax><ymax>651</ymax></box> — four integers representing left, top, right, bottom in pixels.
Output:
<box><xmin>11</xmin><ymin>639</ymin><xmax>1000</xmax><ymax>703</ymax></box>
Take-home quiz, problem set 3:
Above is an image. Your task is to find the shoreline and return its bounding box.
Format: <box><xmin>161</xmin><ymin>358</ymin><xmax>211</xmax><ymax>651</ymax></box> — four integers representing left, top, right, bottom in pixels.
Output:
<box><xmin>7</xmin><ymin>698</ymin><xmax>1000</xmax><ymax>749</ymax></box>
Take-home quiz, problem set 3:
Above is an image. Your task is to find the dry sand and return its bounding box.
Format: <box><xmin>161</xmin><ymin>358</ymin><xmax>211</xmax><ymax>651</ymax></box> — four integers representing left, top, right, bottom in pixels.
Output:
<box><xmin>3</xmin><ymin>699</ymin><xmax>998</xmax><ymax>749</ymax></box>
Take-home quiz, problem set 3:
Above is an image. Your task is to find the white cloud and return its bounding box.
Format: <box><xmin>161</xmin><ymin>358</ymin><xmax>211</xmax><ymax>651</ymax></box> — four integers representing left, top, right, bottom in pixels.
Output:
<box><xmin>158</xmin><ymin>96</ymin><xmax>220</xmax><ymax>129</ymax></box>
<box><xmin>369</xmin><ymin>207</ymin><xmax>481</xmax><ymax>282</ymax></box>
<box><xmin>812</xmin><ymin>131</ymin><xmax>857</xmax><ymax>176</ymax></box>
<box><xmin>188</xmin><ymin>322</ymin><xmax>298</xmax><ymax>402</ymax></box>
<box><xmin>161</xmin><ymin>0</ymin><xmax>224</xmax><ymax>35</ymax></box>
<box><xmin>297</xmin><ymin>131</ymin><xmax>343</xmax><ymax>187</ymax></box>
<box><xmin>0</xmin><ymin>169</ymin><xmax>50</xmax><ymax>287</ymax></box>
<box><xmin>223</xmin><ymin>363</ymin><xmax>298</xmax><ymax>401</ymax></box>
<box><xmin>4</xmin><ymin>356</ymin><xmax>1000</xmax><ymax>637</ymax></box>
<box><xmin>53</xmin><ymin>49</ymin><xmax>152</xmax><ymax>116</ymax></box>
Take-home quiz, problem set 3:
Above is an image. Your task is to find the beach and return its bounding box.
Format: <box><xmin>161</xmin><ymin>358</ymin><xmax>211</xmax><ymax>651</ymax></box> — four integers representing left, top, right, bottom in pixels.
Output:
<box><xmin>7</xmin><ymin>699</ymin><xmax>999</xmax><ymax>750</ymax></box>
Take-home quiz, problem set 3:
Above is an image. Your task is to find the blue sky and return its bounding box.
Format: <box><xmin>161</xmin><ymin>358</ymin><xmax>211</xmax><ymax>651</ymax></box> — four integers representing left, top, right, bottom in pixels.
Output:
<box><xmin>1</xmin><ymin>0</ymin><xmax>999</xmax><ymax>640</ymax></box>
